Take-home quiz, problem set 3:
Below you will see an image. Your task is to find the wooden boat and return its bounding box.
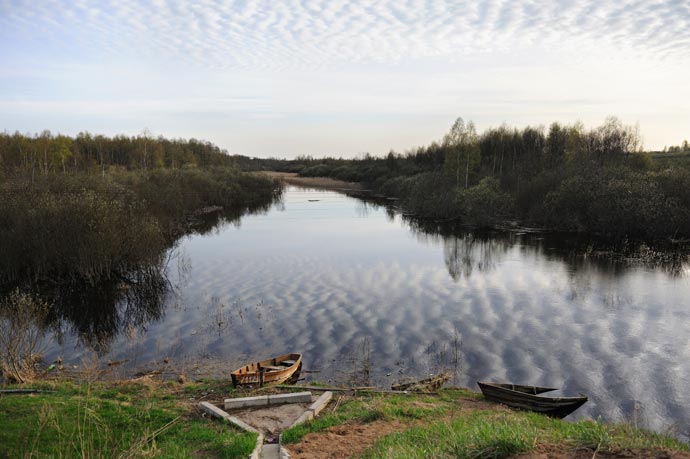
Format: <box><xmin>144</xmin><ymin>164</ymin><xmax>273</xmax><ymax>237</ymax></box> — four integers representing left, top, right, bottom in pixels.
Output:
<box><xmin>231</xmin><ymin>353</ymin><xmax>302</xmax><ymax>388</ymax></box>
<box><xmin>478</xmin><ymin>382</ymin><xmax>587</xmax><ymax>418</ymax></box>
<box><xmin>391</xmin><ymin>372</ymin><xmax>451</xmax><ymax>392</ymax></box>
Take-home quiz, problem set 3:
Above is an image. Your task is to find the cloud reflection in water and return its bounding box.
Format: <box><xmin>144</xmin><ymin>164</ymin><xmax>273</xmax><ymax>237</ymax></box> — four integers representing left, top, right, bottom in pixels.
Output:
<box><xmin>51</xmin><ymin>187</ymin><xmax>690</xmax><ymax>435</ymax></box>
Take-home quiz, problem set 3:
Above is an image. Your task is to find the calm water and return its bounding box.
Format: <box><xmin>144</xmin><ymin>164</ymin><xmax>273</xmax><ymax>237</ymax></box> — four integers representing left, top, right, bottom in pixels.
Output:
<box><xmin>46</xmin><ymin>186</ymin><xmax>690</xmax><ymax>434</ymax></box>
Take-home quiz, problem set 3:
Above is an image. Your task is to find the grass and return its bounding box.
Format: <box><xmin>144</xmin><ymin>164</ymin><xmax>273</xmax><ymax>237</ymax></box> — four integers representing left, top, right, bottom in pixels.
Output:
<box><xmin>0</xmin><ymin>380</ymin><xmax>256</xmax><ymax>459</ymax></box>
<box><xmin>281</xmin><ymin>388</ymin><xmax>476</xmax><ymax>444</ymax></box>
<box><xmin>2</xmin><ymin>380</ymin><xmax>688</xmax><ymax>459</ymax></box>
<box><xmin>359</xmin><ymin>410</ymin><xmax>689</xmax><ymax>459</ymax></box>
<box><xmin>282</xmin><ymin>387</ymin><xmax>688</xmax><ymax>459</ymax></box>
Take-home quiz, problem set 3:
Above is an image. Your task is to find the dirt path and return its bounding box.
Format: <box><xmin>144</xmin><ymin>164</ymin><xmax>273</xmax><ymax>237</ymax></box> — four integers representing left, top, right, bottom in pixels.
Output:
<box><xmin>285</xmin><ymin>419</ymin><xmax>408</xmax><ymax>459</ymax></box>
<box><xmin>232</xmin><ymin>403</ymin><xmax>310</xmax><ymax>439</ymax></box>
<box><xmin>284</xmin><ymin>396</ymin><xmax>498</xmax><ymax>459</ymax></box>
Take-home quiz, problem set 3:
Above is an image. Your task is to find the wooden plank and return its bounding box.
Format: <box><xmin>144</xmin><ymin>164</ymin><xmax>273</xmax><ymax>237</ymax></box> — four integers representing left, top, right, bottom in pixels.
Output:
<box><xmin>262</xmin><ymin>365</ymin><xmax>284</xmax><ymax>371</ymax></box>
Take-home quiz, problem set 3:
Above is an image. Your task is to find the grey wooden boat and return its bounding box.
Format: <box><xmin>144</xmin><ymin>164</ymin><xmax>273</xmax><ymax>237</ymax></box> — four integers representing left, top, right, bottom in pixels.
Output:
<box><xmin>478</xmin><ymin>382</ymin><xmax>587</xmax><ymax>418</ymax></box>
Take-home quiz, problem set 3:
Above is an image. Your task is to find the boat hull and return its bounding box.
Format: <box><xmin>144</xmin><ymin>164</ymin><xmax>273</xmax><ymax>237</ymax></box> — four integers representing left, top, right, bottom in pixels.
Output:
<box><xmin>231</xmin><ymin>353</ymin><xmax>302</xmax><ymax>388</ymax></box>
<box><xmin>478</xmin><ymin>382</ymin><xmax>587</xmax><ymax>419</ymax></box>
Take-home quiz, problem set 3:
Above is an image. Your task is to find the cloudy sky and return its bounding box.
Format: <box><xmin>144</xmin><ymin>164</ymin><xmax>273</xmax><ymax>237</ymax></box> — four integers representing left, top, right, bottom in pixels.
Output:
<box><xmin>1</xmin><ymin>0</ymin><xmax>689</xmax><ymax>157</ymax></box>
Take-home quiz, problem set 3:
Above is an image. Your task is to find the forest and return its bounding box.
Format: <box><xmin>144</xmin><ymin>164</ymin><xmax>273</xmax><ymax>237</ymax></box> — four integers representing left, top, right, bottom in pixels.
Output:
<box><xmin>0</xmin><ymin>132</ymin><xmax>280</xmax><ymax>334</ymax></box>
<box><xmin>259</xmin><ymin>117</ymin><xmax>690</xmax><ymax>241</ymax></box>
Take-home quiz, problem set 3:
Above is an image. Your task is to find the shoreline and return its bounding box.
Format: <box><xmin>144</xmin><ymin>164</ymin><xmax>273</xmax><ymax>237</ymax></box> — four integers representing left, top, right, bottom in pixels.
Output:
<box><xmin>260</xmin><ymin>171</ymin><xmax>366</xmax><ymax>192</ymax></box>
<box><xmin>2</xmin><ymin>374</ymin><xmax>688</xmax><ymax>459</ymax></box>
<box><xmin>263</xmin><ymin>171</ymin><xmax>690</xmax><ymax>270</ymax></box>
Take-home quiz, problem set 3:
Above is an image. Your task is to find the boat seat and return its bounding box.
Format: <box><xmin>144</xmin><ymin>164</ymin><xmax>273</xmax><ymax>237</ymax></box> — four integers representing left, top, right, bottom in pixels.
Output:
<box><xmin>281</xmin><ymin>360</ymin><xmax>296</xmax><ymax>366</ymax></box>
<box><xmin>262</xmin><ymin>365</ymin><xmax>284</xmax><ymax>371</ymax></box>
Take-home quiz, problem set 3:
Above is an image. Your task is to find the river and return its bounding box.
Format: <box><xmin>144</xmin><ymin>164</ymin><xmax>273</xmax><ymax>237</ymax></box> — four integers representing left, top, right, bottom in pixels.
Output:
<box><xmin>45</xmin><ymin>185</ymin><xmax>690</xmax><ymax>435</ymax></box>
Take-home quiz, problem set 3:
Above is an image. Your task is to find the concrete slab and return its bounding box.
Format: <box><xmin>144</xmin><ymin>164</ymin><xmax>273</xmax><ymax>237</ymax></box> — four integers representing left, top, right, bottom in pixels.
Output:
<box><xmin>259</xmin><ymin>443</ymin><xmax>280</xmax><ymax>459</ymax></box>
<box><xmin>268</xmin><ymin>392</ymin><xmax>312</xmax><ymax>405</ymax></box>
<box><xmin>225</xmin><ymin>392</ymin><xmax>313</xmax><ymax>411</ymax></box>
<box><xmin>225</xmin><ymin>395</ymin><xmax>270</xmax><ymax>410</ymax></box>
<box><xmin>199</xmin><ymin>402</ymin><xmax>261</xmax><ymax>434</ymax></box>
<box><xmin>308</xmin><ymin>391</ymin><xmax>332</xmax><ymax>416</ymax></box>
<box><xmin>249</xmin><ymin>434</ymin><xmax>264</xmax><ymax>459</ymax></box>
<box><xmin>200</xmin><ymin>401</ymin><xmax>230</xmax><ymax>420</ymax></box>
<box><xmin>227</xmin><ymin>415</ymin><xmax>261</xmax><ymax>434</ymax></box>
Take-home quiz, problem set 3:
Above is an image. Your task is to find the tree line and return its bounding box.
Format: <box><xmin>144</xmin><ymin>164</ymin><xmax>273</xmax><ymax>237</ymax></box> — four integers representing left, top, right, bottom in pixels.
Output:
<box><xmin>0</xmin><ymin>131</ymin><xmax>281</xmax><ymax>349</ymax></box>
<box><xmin>0</xmin><ymin>130</ymin><xmax>240</xmax><ymax>180</ymax></box>
<box><xmin>660</xmin><ymin>140</ymin><xmax>690</xmax><ymax>154</ymax></box>
<box><xmin>261</xmin><ymin>117</ymin><xmax>690</xmax><ymax>241</ymax></box>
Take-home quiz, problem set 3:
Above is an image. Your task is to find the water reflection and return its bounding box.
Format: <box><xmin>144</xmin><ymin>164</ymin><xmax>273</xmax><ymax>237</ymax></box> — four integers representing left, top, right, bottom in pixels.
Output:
<box><xmin>4</xmin><ymin>186</ymin><xmax>690</xmax><ymax>438</ymax></box>
<box><xmin>0</xmin><ymin>202</ymin><xmax>277</xmax><ymax>356</ymax></box>
<box><xmin>49</xmin><ymin>265</ymin><xmax>170</xmax><ymax>353</ymax></box>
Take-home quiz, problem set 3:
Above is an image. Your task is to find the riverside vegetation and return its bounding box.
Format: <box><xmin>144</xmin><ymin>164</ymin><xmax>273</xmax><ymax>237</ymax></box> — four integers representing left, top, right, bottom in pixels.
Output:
<box><xmin>1</xmin><ymin>377</ymin><xmax>688</xmax><ymax>459</ymax></box>
<box><xmin>258</xmin><ymin>117</ymin><xmax>690</xmax><ymax>242</ymax></box>
<box><xmin>2</xmin><ymin>126</ymin><xmax>690</xmax><ymax>458</ymax></box>
<box><xmin>0</xmin><ymin>131</ymin><xmax>281</xmax><ymax>380</ymax></box>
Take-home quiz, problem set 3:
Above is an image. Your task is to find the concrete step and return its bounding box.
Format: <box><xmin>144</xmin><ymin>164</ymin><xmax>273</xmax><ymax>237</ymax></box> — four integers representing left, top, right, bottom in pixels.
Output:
<box><xmin>259</xmin><ymin>443</ymin><xmax>280</xmax><ymax>459</ymax></box>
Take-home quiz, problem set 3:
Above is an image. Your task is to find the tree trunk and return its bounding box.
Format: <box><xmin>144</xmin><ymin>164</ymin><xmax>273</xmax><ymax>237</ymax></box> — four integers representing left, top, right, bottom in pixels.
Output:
<box><xmin>456</xmin><ymin>148</ymin><xmax>460</xmax><ymax>189</ymax></box>
<box><xmin>43</xmin><ymin>145</ymin><xmax>48</xmax><ymax>176</ymax></box>
<box><xmin>465</xmin><ymin>149</ymin><xmax>470</xmax><ymax>189</ymax></box>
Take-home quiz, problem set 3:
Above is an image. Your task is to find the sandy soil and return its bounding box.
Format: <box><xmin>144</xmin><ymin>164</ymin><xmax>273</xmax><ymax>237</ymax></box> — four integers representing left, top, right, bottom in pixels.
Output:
<box><xmin>285</xmin><ymin>419</ymin><xmax>409</xmax><ymax>459</ymax></box>
<box><xmin>231</xmin><ymin>402</ymin><xmax>311</xmax><ymax>438</ymax></box>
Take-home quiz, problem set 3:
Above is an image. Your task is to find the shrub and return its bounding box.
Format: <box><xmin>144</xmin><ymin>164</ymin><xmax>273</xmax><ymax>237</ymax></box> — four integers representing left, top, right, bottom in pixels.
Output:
<box><xmin>458</xmin><ymin>177</ymin><xmax>514</xmax><ymax>227</ymax></box>
<box><xmin>0</xmin><ymin>289</ymin><xmax>49</xmax><ymax>383</ymax></box>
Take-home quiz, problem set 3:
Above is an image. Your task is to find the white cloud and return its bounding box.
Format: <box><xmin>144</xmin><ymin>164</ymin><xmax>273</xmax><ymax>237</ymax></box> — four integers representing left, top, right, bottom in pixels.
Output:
<box><xmin>2</xmin><ymin>0</ymin><xmax>689</xmax><ymax>69</ymax></box>
<box><xmin>1</xmin><ymin>1</ymin><xmax>689</xmax><ymax>154</ymax></box>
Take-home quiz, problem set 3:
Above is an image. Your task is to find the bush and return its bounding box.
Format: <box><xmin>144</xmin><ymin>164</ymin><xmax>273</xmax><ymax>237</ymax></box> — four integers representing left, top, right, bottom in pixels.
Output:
<box><xmin>0</xmin><ymin>289</ymin><xmax>49</xmax><ymax>383</ymax></box>
<box><xmin>458</xmin><ymin>177</ymin><xmax>514</xmax><ymax>227</ymax></box>
<box><xmin>542</xmin><ymin>168</ymin><xmax>688</xmax><ymax>239</ymax></box>
<box><xmin>300</xmin><ymin>164</ymin><xmax>333</xmax><ymax>177</ymax></box>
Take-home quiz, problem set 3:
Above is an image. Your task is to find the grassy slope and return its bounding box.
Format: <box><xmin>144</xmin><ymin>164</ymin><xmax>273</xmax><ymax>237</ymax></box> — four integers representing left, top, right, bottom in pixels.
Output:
<box><xmin>361</xmin><ymin>410</ymin><xmax>687</xmax><ymax>459</ymax></box>
<box><xmin>1</xmin><ymin>382</ymin><xmax>687</xmax><ymax>458</ymax></box>
<box><xmin>0</xmin><ymin>379</ymin><xmax>255</xmax><ymax>459</ymax></box>
<box><xmin>281</xmin><ymin>388</ymin><xmax>688</xmax><ymax>459</ymax></box>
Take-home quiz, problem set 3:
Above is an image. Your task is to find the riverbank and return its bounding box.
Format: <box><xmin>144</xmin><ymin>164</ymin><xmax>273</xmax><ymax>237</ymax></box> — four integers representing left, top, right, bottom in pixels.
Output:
<box><xmin>262</xmin><ymin>170</ymin><xmax>690</xmax><ymax>272</ymax></box>
<box><xmin>260</xmin><ymin>171</ymin><xmax>365</xmax><ymax>192</ymax></box>
<box><xmin>1</xmin><ymin>376</ymin><xmax>687</xmax><ymax>458</ymax></box>
<box><xmin>251</xmin><ymin>118</ymin><xmax>690</xmax><ymax>242</ymax></box>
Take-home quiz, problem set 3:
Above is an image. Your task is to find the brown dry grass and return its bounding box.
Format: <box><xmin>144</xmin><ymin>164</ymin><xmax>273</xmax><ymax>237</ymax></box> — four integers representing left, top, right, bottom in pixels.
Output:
<box><xmin>259</xmin><ymin>171</ymin><xmax>365</xmax><ymax>191</ymax></box>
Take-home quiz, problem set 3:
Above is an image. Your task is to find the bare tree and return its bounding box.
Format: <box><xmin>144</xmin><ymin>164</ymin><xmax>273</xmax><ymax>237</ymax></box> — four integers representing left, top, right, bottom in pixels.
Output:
<box><xmin>443</xmin><ymin>117</ymin><xmax>479</xmax><ymax>189</ymax></box>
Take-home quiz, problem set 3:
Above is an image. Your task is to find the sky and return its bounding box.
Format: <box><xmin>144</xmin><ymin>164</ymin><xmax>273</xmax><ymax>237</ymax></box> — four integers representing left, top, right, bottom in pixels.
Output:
<box><xmin>0</xmin><ymin>1</ymin><xmax>689</xmax><ymax>158</ymax></box>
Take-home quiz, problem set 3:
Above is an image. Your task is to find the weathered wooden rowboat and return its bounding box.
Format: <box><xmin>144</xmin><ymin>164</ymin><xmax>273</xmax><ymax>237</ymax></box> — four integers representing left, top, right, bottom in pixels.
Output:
<box><xmin>478</xmin><ymin>382</ymin><xmax>587</xmax><ymax>418</ymax></box>
<box><xmin>231</xmin><ymin>353</ymin><xmax>302</xmax><ymax>388</ymax></box>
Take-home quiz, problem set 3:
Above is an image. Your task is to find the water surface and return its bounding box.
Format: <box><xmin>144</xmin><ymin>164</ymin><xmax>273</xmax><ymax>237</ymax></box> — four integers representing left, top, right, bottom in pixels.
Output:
<box><xmin>47</xmin><ymin>186</ymin><xmax>690</xmax><ymax>435</ymax></box>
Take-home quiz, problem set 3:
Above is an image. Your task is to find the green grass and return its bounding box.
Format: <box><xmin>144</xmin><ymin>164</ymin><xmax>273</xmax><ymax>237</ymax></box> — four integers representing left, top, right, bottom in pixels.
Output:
<box><xmin>3</xmin><ymin>381</ymin><xmax>687</xmax><ymax>459</ymax></box>
<box><xmin>0</xmin><ymin>380</ymin><xmax>255</xmax><ymax>459</ymax></box>
<box><xmin>359</xmin><ymin>410</ymin><xmax>689</xmax><ymax>459</ymax></box>
<box><xmin>282</xmin><ymin>387</ymin><xmax>687</xmax><ymax>459</ymax></box>
<box><xmin>281</xmin><ymin>389</ymin><xmax>474</xmax><ymax>444</ymax></box>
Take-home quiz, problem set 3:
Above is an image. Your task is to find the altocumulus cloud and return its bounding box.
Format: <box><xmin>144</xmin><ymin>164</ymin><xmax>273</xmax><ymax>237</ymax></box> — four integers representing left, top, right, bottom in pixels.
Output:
<box><xmin>1</xmin><ymin>0</ymin><xmax>689</xmax><ymax>69</ymax></box>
